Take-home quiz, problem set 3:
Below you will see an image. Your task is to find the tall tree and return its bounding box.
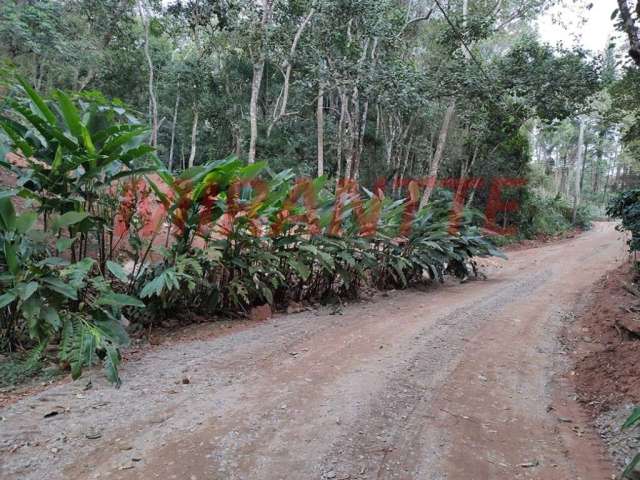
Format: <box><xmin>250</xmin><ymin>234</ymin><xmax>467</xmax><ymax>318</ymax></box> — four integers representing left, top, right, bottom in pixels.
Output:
<box><xmin>248</xmin><ymin>0</ymin><xmax>274</xmax><ymax>164</ymax></box>
<box><xmin>616</xmin><ymin>0</ymin><xmax>640</xmax><ymax>66</ymax></box>
<box><xmin>138</xmin><ymin>0</ymin><xmax>159</xmax><ymax>147</ymax></box>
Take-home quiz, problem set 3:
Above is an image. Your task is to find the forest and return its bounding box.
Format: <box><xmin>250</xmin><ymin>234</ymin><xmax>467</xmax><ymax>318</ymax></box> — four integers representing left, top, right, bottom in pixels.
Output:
<box><xmin>2</xmin><ymin>0</ymin><xmax>640</xmax><ymax>479</ymax></box>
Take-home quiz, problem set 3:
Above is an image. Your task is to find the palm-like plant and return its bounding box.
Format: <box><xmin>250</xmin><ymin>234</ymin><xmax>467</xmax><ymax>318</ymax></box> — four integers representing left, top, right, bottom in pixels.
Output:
<box><xmin>0</xmin><ymin>77</ymin><xmax>156</xmax><ymax>270</ymax></box>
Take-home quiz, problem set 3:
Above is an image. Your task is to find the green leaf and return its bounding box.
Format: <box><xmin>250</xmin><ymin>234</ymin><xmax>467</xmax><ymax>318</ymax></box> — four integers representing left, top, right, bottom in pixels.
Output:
<box><xmin>17</xmin><ymin>281</ymin><xmax>39</xmax><ymax>301</ymax></box>
<box><xmin>238</xmin><ymin>161</ymin><xmax>267</xmax><ymax>181</ymax></box>
<box><xmin>63</xmin><ymin>258</ymin><xmax>95</xmax><ymax>288</ymax></box>
<box><xmin>337</xmin><ymin>251</ymin><xmax>356</xmax><ymax>267</ymax></box>
<box><xmin>56</xmin><ymin>237</ymin><xmax>75</xmax><ymax>252</ymax></box>
<box><xmin>52</xmin><ymin>211</ymin><xmax>89</xmax><ymax>230</ymax></box>
<box><xmin>97</xmin><ymin>292</ymin><xmax>145</xmax><ymax>308</ymax></box>
<box><xmin>11</xmin><ymin>101</ymin><xmax>76</xmax><ymax>149</ymax></box>
<box><xmin>106</xmin><ymin>260</ymin><xmax>129</xmax><ymax>283</ymax></box>
<box><xmin>391</xmin><ymin>261</ymin><xmax>408</xmax><ymax>287</ymax></box>
<box><xmin>119</xmin><ymin>144</ymin><xmax>155</xmax><ymax>164</ymax></box>
<box><xmin>0</xmin><ymin>197</ymin><xmax>16</xmax><ymax>231</ymax></box>
<box><xmin>140</xmin><ymin>274</ymin><xmax>166</xmax><ymax>298</ymax></box>
<box><xmin>623</xmin><ymin>407</ymin><xmax>640</xmax><ymax>430</ymax></box>
<box><xmin>0</xmin><ymin>117</ymin><xmax>33</xmax><ymax>158</ymax></box>
<box><xmin>0</xmin><ymin>290</ymin><xmax>17</xmax><ymax>308</ymax></box>
<box><xmin>288</xmin><ymin>258</ymin><xmax>310</xmax><ymax>280</ymax></box>
<box><xmin>298</xmin><ymin>245</ymin><xmax>319</xmax><ymax>255</ymax></box>
<box><xmin>38</xmin><ymin>257</ymin><xmax>70</xmax><ymax>267</ymax></box>
<box><xmin>0</xmin><ymin>189</ymin><xmax>19</xmax><ymax>200</ymax></box>
<box><xmin>261</xmin><ymin>285</ymin><xmax>274</xmax><ymax>304</ymax></box>
<box><xmin>71</xmin><ymin>328</ymin><xmax>97</xmax><ymax>380</ymax></box>
<box><xmin>101</xmin><ymin>126</ymin><xmax>148</xmax><ymax>155</ymax></box>
<box><xmin>41</xmin><ymin>306</ymin><xmax>61</xmax><ymax>330</ymax></box>
<box><xmin>4</xmin><ymin>241</ymin><xmax>18</xmax><ymax>276</ymax></box>
<box><xmin>22</xmin><ymin>296</ymin><xmax>43</xmax><ymax>334</ymax></box>
<box><xmin>145</xmin><ymin>175</ymin><xmax>170</xmax><ymax>206</ymax></box>
<box><xmin>317</xmin><ymin>251</ymin><xmax>335</xmax><ymax>269</ymax></box>
<box><xmin>52</xmin><ymin>145</ymin><xmax>63</xmax><ymax>171</ymax></box>
<box><xmin>43</xmin><ymin>277</ymin><xmax>78</xmax><ymax>300</ymax></box>
<box><xmin>80</xmin><ymin>125</ymin><xmax>96</xmax><ymax>155</ymax></box>
<box><xmin>103</xmin><ymin>346</ymin><xmax>122</xmax><ymax>388</ymax></box>
<box><xmin>95</xmin><ymin>318</ymin><xmax>129</xmax><ymax>346</ymax></box>
<box><xmin>17</xmin><ymin>76</ymin><xmax>57</xmax><ymax>124</ymax></box>
<box><xmin>55</xmin><ymin>90</ymin><xmax>83</xmax><ymax>139</ymax></box>
<box><xmin>15</xmin><ymin>211</ymin><xmax>37</xmax><ymax>234</ymax></box>
<box><xmin>111</xmin><ymin>166</ymin><xmax>157</xmax><ymax>181</ymax></box>
<box><xmin>622</xmin><ymin>453</ymin><xmax>640</xmax><ymax>479</ymax></box>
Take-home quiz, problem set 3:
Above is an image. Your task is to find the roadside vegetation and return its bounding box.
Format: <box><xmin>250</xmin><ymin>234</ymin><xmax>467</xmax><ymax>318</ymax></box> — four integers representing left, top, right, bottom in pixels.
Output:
<box><xmin>0</xmin><ymin>78</ymin><xmax>507</xmax><ymax>386</ymax></box>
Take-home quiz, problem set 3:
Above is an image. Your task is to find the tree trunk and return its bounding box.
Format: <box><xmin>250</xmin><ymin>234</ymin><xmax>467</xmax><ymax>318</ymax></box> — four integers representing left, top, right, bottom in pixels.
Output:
<box><xmin>247</xmin><ymin>0</ymin><xmax>274</xmax><ymax>164</ymax></box>
<box><xmin>188</xmin><ymin>107</ymin><xmax>199</xmax><ymax>168</ymax></box>
<box><xmin>572</xmin><ymin>120</ymin><xmax>586</xmax><ymax>224</ymax></box>
<box><xmin>233</xmin><ymin>123</ymin><xmax>242</xmax><ymax>158</ymax></box>
<box><xmin>343</xmin><ymin>86</ymin><xmax>359</xmax><ymax>181</ymax></box>
<box><xmin>353</xmin><ymin>99</ymin><xmax>369</xmax><ymax>180</ymax></box>
<box><xmin>593</xmin><ymin>143</ymin><xmax>602</xmax><ymax>193</ymax></box>
<box><xmin>168</xmin><ymin>92</ymin><xmax>180</xmax><ymax>172</ymax></box>
<box><xmin>248</xmin><ymin>60</ymin><xmax>264</xmax><ymax>164</ymax></box>
<box><xmin>397</xmin><ymin>136</ymin><xmax>414</xmax><ymax>197</ymax></box>
<box><xmin>419</xmin><ymin>99</ymin><xmax>456</xmax><ymax>209</ymax></box>
<box><xmin>35</xmin><ymin>55</ymin><xmax>46</xmax><ymax>91</ymax></box>
<box><xmin>267</xmin><ymin>8</ymin><xmax>315</xmax><ymax>138</ymax></box>
<box><xmin>602</xmin><ymin>165</ymin><xmax>611</xmax><ymax>206</ymax></box>
<box><xmin>317</xmin><ymin>84</ymin><xmax>324</xmax><ymax>177</ymax></box>
<box><xmin>559</xmin><ymin>158</ymin><xmax>568</xmax><ymax>198</ymax></box>
<box><xmin>617</xmin><ymin>0</ymin><xmax>640</xmax><ymax>66</ymax></box>
<box><xmin>352</xmin><ymin>38</ymin><xmax>378</xmax><ymax>181</ymax></box>
<box><xmin>456</xmin><ymin>144</ymin><xmax>479</xmax><ymax>200</ymax></box>
<box><xmin>336</xmin><ymin>91</ymin><xmax>347</xmax><ymax>182</ymax></box>
<box><xmin>138</xmin><ymin>0</ymin><xmax>158</xmax><ymax>147</ymax></box>
<box><xmin>466</xmin><ymin>178</ymin><xmax>482</xmax><ymax>207</ymax></box>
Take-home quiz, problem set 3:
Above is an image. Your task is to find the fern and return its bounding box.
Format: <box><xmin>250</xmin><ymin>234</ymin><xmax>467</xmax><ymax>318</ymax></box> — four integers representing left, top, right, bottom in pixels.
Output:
<box><xmin>0</xmin><ymin>339</ymin><xmax>47</xmax><ymax>387</ymax></box>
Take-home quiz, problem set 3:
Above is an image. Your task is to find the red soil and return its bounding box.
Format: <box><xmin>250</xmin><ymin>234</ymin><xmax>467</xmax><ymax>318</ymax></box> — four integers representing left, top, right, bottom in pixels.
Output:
<box><xmin>571</xmin><ymin>263</ymin><xmax>640</xmax><ymax>414</ymax></box>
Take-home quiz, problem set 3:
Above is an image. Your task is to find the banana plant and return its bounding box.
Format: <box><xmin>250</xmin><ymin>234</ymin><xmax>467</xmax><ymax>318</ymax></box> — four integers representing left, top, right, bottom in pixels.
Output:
<box><xmin>0</xmin><ymin>76</ymin><xmax>156</xmax><ymax>269</ymax></box>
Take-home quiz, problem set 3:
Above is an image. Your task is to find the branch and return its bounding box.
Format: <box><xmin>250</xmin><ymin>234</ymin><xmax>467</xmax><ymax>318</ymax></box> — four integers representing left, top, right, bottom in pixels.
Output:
<box><xmin>267</xmin><ymin>8</ymin><xmax>315</xmax><ymax>137</ymax></box>
<box><xmin>398</xmin><ymin>8</ymin><xmax>434</xmax><ymax>36</ymax></box>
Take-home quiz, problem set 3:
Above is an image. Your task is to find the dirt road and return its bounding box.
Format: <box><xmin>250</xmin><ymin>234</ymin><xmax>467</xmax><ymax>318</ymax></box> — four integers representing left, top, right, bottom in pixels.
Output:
<box><xmin>0</xmin><ymin>223</ymin><xmax>627</xmax><ymax>480</ymax></box>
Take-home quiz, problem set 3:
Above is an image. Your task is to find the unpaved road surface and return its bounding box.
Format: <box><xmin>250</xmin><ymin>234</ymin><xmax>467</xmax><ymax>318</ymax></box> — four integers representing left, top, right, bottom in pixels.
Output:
<box><xmin>0</xmin><ymin>223</ymin><xmax>627</xmax><ymax>480</ymax></box>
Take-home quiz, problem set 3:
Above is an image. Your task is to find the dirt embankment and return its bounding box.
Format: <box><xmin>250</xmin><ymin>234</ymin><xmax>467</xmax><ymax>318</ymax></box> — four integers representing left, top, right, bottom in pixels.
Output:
<box><xmin>564</xmin><ymin>262</ymin><xmax>640</xmax><ymax>470</ymax></box>
<box><xmin>571</xmin><ymin>265</ymin><xmax>640</xmax><ymax>412</ymax></box>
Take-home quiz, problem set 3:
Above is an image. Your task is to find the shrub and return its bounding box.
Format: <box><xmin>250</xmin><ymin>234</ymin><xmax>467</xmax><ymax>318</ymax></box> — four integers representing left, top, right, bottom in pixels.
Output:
<box><xmin>608</xmin><ymin>188</ymin><xmax>640</xmax><ymax>253</ymax></box>
<box><xmin>518</xmin><ymin>193</ymin><xmax>592</xmax><ymax>238</ymax></box>
<box><xmin>0</xmin><ymin>197</ymin><xmax>139</xmax><ymax>386</ymax></box>
<box><xmin>0</xmin><ymin>79</ymin><xmax>151</xmax><ymax>385</ymax></box>
<box><xmin>138</xmin><ymin>162</ymin><xmax>505</xmax><ymax>316</ymax></box>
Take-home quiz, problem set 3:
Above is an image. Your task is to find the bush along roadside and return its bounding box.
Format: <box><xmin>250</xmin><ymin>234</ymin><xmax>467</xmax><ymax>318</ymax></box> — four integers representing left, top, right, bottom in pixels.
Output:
<box><xmin>608</xmin><ymin>188</ymin><xmax>640</xmax><ymax>254</ymax></box>
<box><xmin>0</xmin><ymin>79</ymin><xmax>505</xmax><ymax>386</ymax></box>
<box><xmin>512</xmin><ymin>192</ymin><xmax>593</xmax><ymax>242</ymax></box>
<box><xmin>0</xmin><ymin>78</ymin><xmax>153</xmax><ymax>386</ymax></box>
